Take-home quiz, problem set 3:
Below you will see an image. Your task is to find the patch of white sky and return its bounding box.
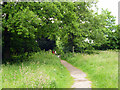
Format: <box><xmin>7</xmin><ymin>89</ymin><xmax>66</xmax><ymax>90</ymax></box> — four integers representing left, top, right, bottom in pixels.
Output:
<box><xmin>92</xmin><ymin>0</ymin><xmax>120</xmax><ymax>25</ymax></box>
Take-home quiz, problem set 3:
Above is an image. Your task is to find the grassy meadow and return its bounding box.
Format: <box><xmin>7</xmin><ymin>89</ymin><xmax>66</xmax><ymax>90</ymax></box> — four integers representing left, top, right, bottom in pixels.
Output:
<box><xmin>0</xmin><ymin>68</ymin><xmax>1</xmax><ymax>89</ymax></box>
<box><xmin>2</xmin><ymin>51</ymin><xmax>73</xmax><ymax>88</ymax></box>
<box><xmin>62</xmin><ymin>50</ymin><xmax>118</xmax><ymax>88</ymax></box>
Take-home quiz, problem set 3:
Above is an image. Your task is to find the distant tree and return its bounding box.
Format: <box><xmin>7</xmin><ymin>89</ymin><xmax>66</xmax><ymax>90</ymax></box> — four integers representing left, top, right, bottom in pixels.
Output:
<box><xmin>93</xmin><ymin>9</ymin><xmax>118</xmax><ymax>50</ymax></box>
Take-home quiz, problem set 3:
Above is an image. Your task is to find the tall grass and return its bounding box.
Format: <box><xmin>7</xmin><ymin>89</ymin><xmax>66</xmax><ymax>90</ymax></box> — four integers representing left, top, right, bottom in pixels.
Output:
<box><xmin>2</xmin><ymin>51</ymin><xmax>73</xmax><ymax>88</ymax></box>
<box><xmin>0</xmin><ymin>68</ymin><xmax>2</xmax><ymax>89</ymax></box>
<box><xmin>63</xmin><ymin>50</ymin><xmax>118</xmax><ymax>88</ymax></box>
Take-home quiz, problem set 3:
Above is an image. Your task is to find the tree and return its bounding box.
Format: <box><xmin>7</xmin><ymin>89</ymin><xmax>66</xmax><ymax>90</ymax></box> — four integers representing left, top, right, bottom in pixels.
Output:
<box><xmin>2</xmin><ymin>2</ymin><xmax>118</xmax><ymax>62</ymax></box>
<box><xmin>92</xmin><ymin>9</ymin><xmax>117</xmax><ymax>50</ymax></box>
<box><xmin>2</xmin><ymin>2</ymin><xmax>41</xmax><ymax>59</ymax></box>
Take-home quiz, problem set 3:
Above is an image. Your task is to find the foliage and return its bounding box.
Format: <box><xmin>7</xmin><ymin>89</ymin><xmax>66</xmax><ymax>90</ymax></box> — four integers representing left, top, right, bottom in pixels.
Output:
<box><xmin>2</xmin><ymin>2</ymin><xmax>119</xmax><ymax>62</ymax></box>
<box><xmin>1</xmin><ymin>2</ymin><xmax>119</xmax><ymax>88</ymax></box>
<box><xmin>61</xmin><ymin>52</ymin><xmax>74</xmax><ymax>60</ymax></box>
<box><xmin>2</xmin><ymin>2</ymin><xmax>41</xmax><ymax>60</ymax></box>
<box><xmin>93</xmin><ymin>9</ymin><xmax>118</xmax><ymax>50</ymax></box>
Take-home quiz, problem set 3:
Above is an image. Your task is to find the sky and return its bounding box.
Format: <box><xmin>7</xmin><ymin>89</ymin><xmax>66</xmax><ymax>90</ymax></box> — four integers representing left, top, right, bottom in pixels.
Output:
<box><xmin>95</xmin><ymin>0</ymin><xmax>120</xmax><ymax>25</ymax></box>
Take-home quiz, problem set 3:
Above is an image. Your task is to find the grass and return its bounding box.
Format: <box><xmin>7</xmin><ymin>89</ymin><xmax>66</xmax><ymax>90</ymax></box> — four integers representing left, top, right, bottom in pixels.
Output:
<box><xmin>0</xmin><ymin>68</ymin><xmax>1</xmax><ymax>89</ymax></box>
<box><xmin>2</xmin><ymin>51</ymin><xmax>74</xmax><ymax>88</ymax></box>
<box><xmin>63</xmin><ymin>50</ymin><xmax>118</xmax><ymax>88</ymax></box>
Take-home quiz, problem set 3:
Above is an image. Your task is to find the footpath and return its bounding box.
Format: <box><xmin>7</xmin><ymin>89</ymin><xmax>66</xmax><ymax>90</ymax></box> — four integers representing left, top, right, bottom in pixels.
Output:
<box><xmin>61</xmin><ymin>60</ymin><xmax>92</xmax><ymax>88</ymax></box>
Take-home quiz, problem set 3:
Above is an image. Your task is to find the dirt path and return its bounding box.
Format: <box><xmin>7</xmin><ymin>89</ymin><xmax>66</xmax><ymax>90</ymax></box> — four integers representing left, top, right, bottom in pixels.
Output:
<box><xmin>61</xmin><ymin>60</ymin><xmax>92</xmax><ymax>88</ymax></box>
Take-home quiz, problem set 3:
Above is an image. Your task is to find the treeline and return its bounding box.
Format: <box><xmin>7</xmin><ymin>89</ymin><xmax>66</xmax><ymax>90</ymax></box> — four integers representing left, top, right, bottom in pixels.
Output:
<box><xmin>2</xmin><ymin>2</ymin><xmax>119</xmax><ymax>62</ymax></box>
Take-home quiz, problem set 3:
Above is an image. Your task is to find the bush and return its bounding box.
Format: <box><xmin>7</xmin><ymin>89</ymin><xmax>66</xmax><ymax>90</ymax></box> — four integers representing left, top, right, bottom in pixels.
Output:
<box><xmin>28</xmin><ymin>51</ymin><xmax>61</xmax><ymax>66</ymax></box>
<box><xmin>61</xmin><ymin>52</ymin><xmax>74</xmax><ymax>60</ymax></box>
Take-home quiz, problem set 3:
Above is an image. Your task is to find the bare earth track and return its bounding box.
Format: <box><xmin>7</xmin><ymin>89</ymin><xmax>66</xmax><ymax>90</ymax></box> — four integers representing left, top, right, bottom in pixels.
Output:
<box><xmin>61</xmin><ymin>60</ymin><xmax>92</xmax><ymax>88</ymax></box>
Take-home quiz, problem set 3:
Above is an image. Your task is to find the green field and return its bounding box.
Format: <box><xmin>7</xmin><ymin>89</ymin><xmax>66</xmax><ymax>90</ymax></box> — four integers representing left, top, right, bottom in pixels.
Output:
<box><xmin>0</xmin><ymin>68</ymin><xmax>1</xmax><ymax>89</ymax></box>
<box><xmin>2</xmin><ymin>51</ymin><xmax>73</xmax><ymax>88</ymax></box>
<box><xmin>1</xmin><ymin>50</ymin><xmax>118</xmax><ymax>88</ymax></box>
<box><xmin>63</xmin><ymin>50</ymin><xmax>118</xmax><ymax>88</ymax></box>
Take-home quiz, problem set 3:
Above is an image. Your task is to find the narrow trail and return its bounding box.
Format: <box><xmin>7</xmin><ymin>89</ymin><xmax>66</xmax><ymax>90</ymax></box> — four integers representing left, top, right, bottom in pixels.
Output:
<box><xmin>61</xmin><ymin>60</ymin><xmax>92</xmax><ymax>88</ymax></box>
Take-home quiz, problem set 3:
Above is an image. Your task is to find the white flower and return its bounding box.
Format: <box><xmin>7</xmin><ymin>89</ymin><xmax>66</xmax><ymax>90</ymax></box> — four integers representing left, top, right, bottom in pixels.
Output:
<box><xmin>91</xmin><ymin>40</ymin><xmax>94</xmax><ymax>44</ymax></box>
<box><xmin>58</xmin><ymin>55</ymin><xmax>60</xmax><ymax>58</ymax></box>
<box><xmin>85</xmin><ymin>38</ymin><xmax>94</xmax><ymax>44</ymax></box>
<box><xmin>60</xmin><ymin>21</ymin><xmax>62</xmax><ymax>23</ymax></box>
<box><xmin>105</xmin><ymin>35</ymin><xmax>108</xmax><ymax>37</ymax></box>
<box><xmin>41</xmin><ymin>8</ymin><xmax>43</xmax><ymax>10</ymax></box>
<box><xmin>78</xmin><ymin>6</ymin><xmax>80</xmax><ymax>9</ymax></box>
<box><xmin>80</xmin><ymin>20</ymin><xmax>82</xmax><ymax>22</ymax></box>
<box><xmin>38</xmin><ymin>18</ymin><xmax>41</xmax><ymax>20</ymax></box>
<box><xmin>84</xmin><ymin>38</ymin><xmax>89</xmax><ymax>42</ymax></box>
<box><xmin>0</xmin><ymin>1</ymin><xmax>3</xmax><ymax>4</ymax></box>
<box><xmin>49</xmin><ymin>18</ymin><xmax>53</xmax><ymax>20</ymax></box>
<box><xmin>112</xmin><ymin>29</ymin><xmax>115</xmax><ymax>32</ymax></box>
<box><xmin>82</xmin><ymin>21</ymin><xmax>85</xmax><ymax>24</ymax></box>
<box><xmin>2</xmin><ymin>13</ymin><xmax>6</xmax><ymax>17</ymax></box>
<box><xmin>51</xmin><ymin>21</ymin><xmax>54</xmax><ymax>23</ymax></box>
<box><xmin>86</xmin><ymin>21</ymin><xmax>90</xmax><ymax>23</ymax></box>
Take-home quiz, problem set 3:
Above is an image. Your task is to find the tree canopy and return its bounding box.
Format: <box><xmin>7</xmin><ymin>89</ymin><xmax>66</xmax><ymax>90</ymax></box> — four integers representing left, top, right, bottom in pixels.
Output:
<box><xmin>2</xmin><ymin>2</ymin><xmax>119</xmax><ymax>61</ymax></box>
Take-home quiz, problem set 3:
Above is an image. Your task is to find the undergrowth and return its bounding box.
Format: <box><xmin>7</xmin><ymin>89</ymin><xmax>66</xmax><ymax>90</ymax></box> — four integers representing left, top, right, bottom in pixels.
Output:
<box><xmin>2</xmin><ymin>51</ymin><xmax>73</xmax><ymax>88</ymax></box>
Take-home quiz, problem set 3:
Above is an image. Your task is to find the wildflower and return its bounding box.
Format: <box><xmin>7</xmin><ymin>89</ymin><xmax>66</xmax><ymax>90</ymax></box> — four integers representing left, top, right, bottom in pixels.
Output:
<box><xmin>112</xmin><ymin>29</ymin><xmax>115</xmax><ymax>32</ymax></box>
<box><xmin>91</xmin><ymin>40</ymin><xmax>94</xmax><ymax>44</ymax></box>
<box><xmin>51</xmin><ymin>21</ymin><xmax>54</xmax><ymax>23</ymax></box>
<box><xmin>1</xmin><ymin>1</ymin><xmax>3</xmax><ymax>4</ymax></box>
<box><xmin>43</xmin><ymin>17</ymin><xmax>45</xmax><ymax>19</ymax></box>
<box><xmin>84</xmin><ymin>38</ymin><xmax>89</xmax><ymax>43</ymax></box>
<box><xmin>49</xmin><ymin>18</ymin><xmax>53</xmax><ymax>20</ymax></box>
<box><xmin>82</xmin><ymin>21</ymin><xmax>85</xmax><ymax>24</ymax></box>
<box><xmin>38</xmin><ymin>18</ymin><xmax>41</xmax><ymax>20</ymax></box>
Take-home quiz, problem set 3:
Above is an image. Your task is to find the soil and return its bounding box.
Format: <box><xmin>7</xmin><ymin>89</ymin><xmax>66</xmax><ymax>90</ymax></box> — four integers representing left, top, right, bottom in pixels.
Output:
<box><xmin>61</xmin><ymin>60</ymin><xmax>92</xmax><ymax>88</ymax></box>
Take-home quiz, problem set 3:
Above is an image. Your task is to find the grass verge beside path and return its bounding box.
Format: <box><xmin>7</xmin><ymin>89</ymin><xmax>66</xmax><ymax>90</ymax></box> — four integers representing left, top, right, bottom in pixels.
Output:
<box><xmin>2</xmin><ymin>51</ymin><xmax>73</xmax><ymax>88</ymax></box>
<box><xmin>0</xmin><ymin>68</ymin><xmax>1</xmax><ymax>89</ymax></box>
<box><xmin>63</xmin><ymin>50</ymin><xmax>118</xmax><ymax>88</ymax></box>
